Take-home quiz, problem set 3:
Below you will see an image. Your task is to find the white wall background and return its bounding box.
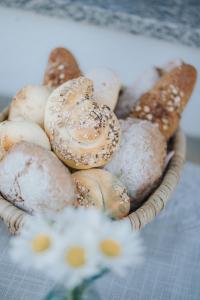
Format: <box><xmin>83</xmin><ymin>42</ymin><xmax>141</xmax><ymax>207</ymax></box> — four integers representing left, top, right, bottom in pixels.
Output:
<box><xmin>0</xmin><ymin>7</ymin><xmax>199</xmax><ymax>137</ymax></box>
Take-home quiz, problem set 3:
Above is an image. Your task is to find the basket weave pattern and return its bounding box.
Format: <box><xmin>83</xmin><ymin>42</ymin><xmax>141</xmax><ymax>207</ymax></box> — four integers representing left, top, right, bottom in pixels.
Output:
<box><xmin>0</xmin><ymin>107</ymin><xmax>186</xmax><ymax>234</ymax></box>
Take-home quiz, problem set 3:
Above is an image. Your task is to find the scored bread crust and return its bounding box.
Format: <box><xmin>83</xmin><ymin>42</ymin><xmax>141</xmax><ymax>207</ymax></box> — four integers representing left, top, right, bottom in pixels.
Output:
<box><xmin>43</xmin><ymin>47</ymin><xmax>82</xmax><ymax>88</ymax></box>
<box><xmin>72</xmin><ymin>169</ymin><xmax>130</xmax><ymax>219</ymax></box>
<box><xmin>44</xmin><ymin>77</ymin><xmax>121</xmax><ymax>169</ymax></box>
<box><xmin>0</xmin><ymin>142</ymin><xmax>75</xmax><ymax>214</ymax></box>
<box><xmin>130</xmin><ymin>63</ymin><xmax>197</xmax><ymax>140</ymax></box>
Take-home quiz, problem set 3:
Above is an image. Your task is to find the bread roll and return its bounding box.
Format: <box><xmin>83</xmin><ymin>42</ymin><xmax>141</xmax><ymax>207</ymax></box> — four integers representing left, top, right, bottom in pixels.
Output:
<box><xmin>0</xmin><ymin>142</ymin><xmax>75</xmax><ymax>214</ymax></box>
<box><xmin>43</xmin><ymin>47</ymin><xmax>82</xmax><ymax>88</ymax></box>
<box><xmin>105</xmin><ymin>118</ymin><xmax>166</xmax><ymax>209</ymax></box>
<box><xmin>9</xmin><ymin>85</ymin><xmax>52</xmax><ymax>128</ymax></box>
<box><xmin>130</xmin><ymin>63</ymin><xmax>197</xmax><ymax>140</ymax></box>
<box><xmin>0</xmin><ymin>120</ymin><xmax>50</xmax><ymax>160</ymax></box>
<box><xmin>44</xmin><ymin>77</ymin><xmax>121</xmax><ymax>169</ymax></box>
<box><xmin>72</xmin><ymin>169</ymin><xmax>130</xmax><ymax>219</ymax></box>
<box><xmin>86</xmin><ymin>67</ymin><xmax>121</xmax><ymax>110</ymax></box>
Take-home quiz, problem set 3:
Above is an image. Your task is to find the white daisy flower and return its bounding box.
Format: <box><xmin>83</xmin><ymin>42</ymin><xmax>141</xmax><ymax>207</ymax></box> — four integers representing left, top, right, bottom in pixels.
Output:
<box><xmin>10</xmin><ymin>207</ymin><xmax>144</xmax><ymax>290</ymax></box>
<box><xmin>49</xmin><ymin>226</ymin><xmax>99</xmax><ymax>289</ymax></box>
<box><xmin>10</xmin><ymin>215</ymin><xmax>60</xmax><ymax>271</ymax></box>
<box><xmin>97</xmin><ymin>219</ymin><xmax>143</xmax><ymax>276</ymax></box>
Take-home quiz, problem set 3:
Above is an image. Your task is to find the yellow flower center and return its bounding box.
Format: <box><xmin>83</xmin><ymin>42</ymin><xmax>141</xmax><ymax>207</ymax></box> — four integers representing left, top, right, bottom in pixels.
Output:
<box><xmin>100</xmin><ymin>239</ymin><xmax>121</xmax><ymax>257</ymax></box>
<box><xmin>31</xmin><ymin>234</ymin><xmax>51</xmax><ymax>253</ymax></box>
<box><xmin>65</xmin><ymin>247</ymin><xmax>86</xmax><ymax>267</ymax></box>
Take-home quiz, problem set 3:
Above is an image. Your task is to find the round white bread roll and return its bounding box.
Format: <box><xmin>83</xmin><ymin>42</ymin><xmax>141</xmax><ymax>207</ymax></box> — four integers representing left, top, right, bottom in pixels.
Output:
<box><xmin>0</xmin><ymin>120</ymin><xmax>51</xmax><ymax>160</ymax></box>
<box><xmin>0</xmin><ymin>142</ymin><xmax>75</xmax><ymax>214</ymax></box>
<box><xmin>72</xmin><ymin>169</ymin><xmax>130</xmax><ymax>219</ymax></box>
<box><xmin>9</xmin><ymin>85</ymin><xmax>52</xmax><ymax>128</ymax></box>
<box><xmin>105</xmin><ymin>118</ymin><xmax>166</xmax><ymax>208</ymax></box>
<box><xmin>44</xmin><ymin>77</ymin><xmax>121</xmax><ymax>169</ymax></box>
<box><xmin>86</xmin><ymin>67</ymin><xmax>121</xmax><ymax>110</ymax></box>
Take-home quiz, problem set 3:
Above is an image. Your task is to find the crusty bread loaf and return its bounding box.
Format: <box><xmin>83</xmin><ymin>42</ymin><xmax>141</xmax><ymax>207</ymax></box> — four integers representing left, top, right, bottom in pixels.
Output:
<box><xmin>43</xmin><ymin>47</ymin><xmax>82</xmax><ymax>88</ymax></box>
<box><xmin>9</xmin><ymin>85</ymin><xmax>52</xmax><ymax>128</ymax></box>
<box><xmin>130</xmin><ymin>63</ymin><xmax>197</xmax><ymax>140</ymax></box>
<box><xmin>0</xmin><ymin>142</ymin><xmax>75</xmax><ymax>214</ymax></box>
<box><xmin>44</xmin><ymin>77</ymin><xmax>121</xmax><ymax>169</ymax></box>
<box><xmin>0</xmin><ymin>120</ymin><xmax>51</xmax><ymax>160</ymax></box>
<box><xmin>72</xmin><ymin>169</ymin><xmax>130</xmax><ymax>219</ymax></box>
<box><xmin>86</xmin><ymin>67</ymin><xmax>121</xmax><ymax>110</ymax></box>
<box><xmin>105</xmin><ymin>118</ymin><xmax>166</xmax><ymax>209</ymax></box>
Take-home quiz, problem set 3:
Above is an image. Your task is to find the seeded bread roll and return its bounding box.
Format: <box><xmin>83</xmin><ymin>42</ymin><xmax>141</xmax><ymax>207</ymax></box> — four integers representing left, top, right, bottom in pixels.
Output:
<box><xmin>105</xmin><ymin>118</ymin><xmax>166</xmax><ymax>209</ymax></box>
<box><xmin>0</xmin><ymin>120</ymin><xmax>51</xmax><ymax>160</ymax></box>
<box><xmin>44</xmin><ymin>77</ymin><xmax>121</xmax><ymax>169</ymax></box>
<box><xmin>9</xmin><ymin>85</ymin><xmax>52</xmax><ymax>128</ymax></box>
<box><xmin>43</xmin><ymin>47</ymin><xmax>82</xmax><ymax>88</ymax></box>
<box><xmin>130</xmin><ymin>63</ymin><xmax>197</xmax><ymax>140</ymax></box>
<box><xmin>86</xmin><ymin>67</ymin><xmax>121</xmax><ymax>110</ymax></box>
<box><xmin>0</xmin><ymin>142</ymin><xmax>75</xmax><ymax>214</ymax></box>
<box><xmin>72</xmin><ymin>169</ymin><xmax>130</xmax><ymax>219</ymax></box>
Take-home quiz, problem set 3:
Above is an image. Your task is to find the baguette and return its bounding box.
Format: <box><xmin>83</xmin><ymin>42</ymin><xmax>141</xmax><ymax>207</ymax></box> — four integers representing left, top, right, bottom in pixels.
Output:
<box><xmin>43</xmin><ymin>47</ymin><xmax>82</xmax><ymax>88</ymax></box>
<box><xmin>130</xmin><ymin>63</ymin><xmax>197</xmax><ymax>140</ymax></box>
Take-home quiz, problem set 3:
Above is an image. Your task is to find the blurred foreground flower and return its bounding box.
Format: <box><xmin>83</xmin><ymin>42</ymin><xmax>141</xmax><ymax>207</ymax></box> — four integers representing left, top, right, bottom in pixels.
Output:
<box><xmin>10</xmin><ymin>207</ymin><xmax>143</xmax><ymax>300</ymax></box>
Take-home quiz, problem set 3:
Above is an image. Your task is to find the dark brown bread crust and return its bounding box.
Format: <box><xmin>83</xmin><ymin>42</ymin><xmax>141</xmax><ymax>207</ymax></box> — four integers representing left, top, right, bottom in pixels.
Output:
<box><xmin>43</xmin><ymin>47</ymin><xmax>82</xmax><ymax>88</ymax></box>
<box><xmin>130</xmin><ymin>63</ymin><xmax>197</xmax><ymax>140</ymax></box>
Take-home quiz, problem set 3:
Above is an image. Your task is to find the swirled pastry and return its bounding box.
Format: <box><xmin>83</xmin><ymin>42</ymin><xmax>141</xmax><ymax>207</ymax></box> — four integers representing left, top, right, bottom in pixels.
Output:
<box><xmin>44</xmin><ymin>77</ymin><xmax>121</xmax><ymax>169</ymax></box>
<box><xmin>72</xmin><ymin>169</ymin><xmax>130</xmax><ymax>219</ymax></box>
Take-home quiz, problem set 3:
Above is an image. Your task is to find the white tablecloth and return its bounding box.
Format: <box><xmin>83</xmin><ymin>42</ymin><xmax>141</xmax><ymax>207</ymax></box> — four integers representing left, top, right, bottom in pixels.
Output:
<box><xmin>0</xmin><ymin>162</ymin><xmax>200</xmax><ymax>300</ymax></box>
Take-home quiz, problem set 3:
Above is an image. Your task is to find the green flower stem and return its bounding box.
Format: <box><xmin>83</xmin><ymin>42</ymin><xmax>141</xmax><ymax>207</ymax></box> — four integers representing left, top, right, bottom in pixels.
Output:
<box><xmin>68</xmin><ymin>284</ymin><xmax>86</xmax><ymax>300</ymax></box>
<box><xmin>44</xmin><ymin>270</ymin><xmax>108</xmax><ymax>300</ymax></box>
<box><xmin>66</xmin><ymin>269</ymin><xmax>108</xmax><ymax>300</ymax></box>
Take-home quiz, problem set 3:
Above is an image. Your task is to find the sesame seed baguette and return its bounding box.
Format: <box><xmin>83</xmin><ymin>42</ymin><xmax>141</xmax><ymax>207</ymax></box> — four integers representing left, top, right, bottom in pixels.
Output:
<box><xmin>43</xmin><ymin>47</ymin><xmax>82</xmax><ymax>88</ymax></box>
<box><xmin>130</xmin><ymin>63</ymin><xmax>197</xmax><ymax>140</ymax></box>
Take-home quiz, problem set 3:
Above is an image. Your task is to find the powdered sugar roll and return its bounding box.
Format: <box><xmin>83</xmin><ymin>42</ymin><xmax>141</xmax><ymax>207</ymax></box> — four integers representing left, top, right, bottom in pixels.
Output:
<box><xmin>105</xmin><ymin>118</ymin><xmax>166</xmax><ymax>207</ymax></box>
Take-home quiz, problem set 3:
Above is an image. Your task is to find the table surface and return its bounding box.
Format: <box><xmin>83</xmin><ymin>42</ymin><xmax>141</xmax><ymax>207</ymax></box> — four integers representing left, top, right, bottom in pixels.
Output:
<box><xmin>0</xmin><ymin>162</ymin><xmax>200</xmax><ymax>300</ymax></box>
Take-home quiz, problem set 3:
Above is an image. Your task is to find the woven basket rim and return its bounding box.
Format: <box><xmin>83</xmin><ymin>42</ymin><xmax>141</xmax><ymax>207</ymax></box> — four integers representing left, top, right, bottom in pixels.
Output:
<box><xmin>0</xmin><ymin>106</ymin><xmax>186</xmax><ymax>234</ymax></box>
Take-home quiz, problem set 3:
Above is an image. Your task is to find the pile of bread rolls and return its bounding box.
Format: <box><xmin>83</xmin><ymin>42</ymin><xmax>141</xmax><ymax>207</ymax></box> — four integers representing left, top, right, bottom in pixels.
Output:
<box><xmin>0</xmin><ymin>47</ymin><xmax>197</xmax><ymax>219</ymax></box>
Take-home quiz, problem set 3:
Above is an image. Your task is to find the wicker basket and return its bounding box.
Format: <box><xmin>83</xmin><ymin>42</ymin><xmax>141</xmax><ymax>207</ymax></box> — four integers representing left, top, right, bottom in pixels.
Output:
<box><xmin>0</xmin><ymin>106</ymin><xmax>186</xmax><ymax>234</ymax></box>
